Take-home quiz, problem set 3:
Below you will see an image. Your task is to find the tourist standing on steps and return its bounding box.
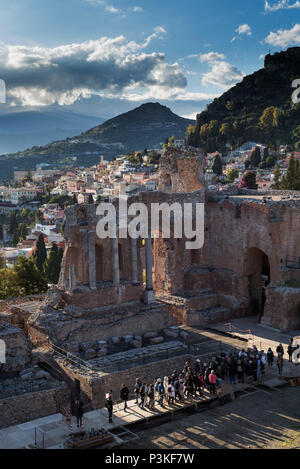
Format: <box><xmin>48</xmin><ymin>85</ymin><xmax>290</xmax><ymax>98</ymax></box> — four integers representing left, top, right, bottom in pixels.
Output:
<box><xmin>158</xmin><ymin>380</ymin><xmax>165</xmax><ymax>407</ymax></box>
<box><xmin>267</xmin><ymin>347</ymin><xmax>274</xmax><ymax>366</ymax></box>
<box><xmin>276</xmin><ymin>343</ymin><xmax>284</xmax><ymax>357</ymax></box>
<box><xmin>120</xmin><ymin>384</ymin><xmax>129</xmax><ymax>411</ymax></box>
<box><xmin>148</xmin><ymin>384</ymin><xmax>155</xmax><ymax>410</ymax></box>
<box><xmin>277</xmin><ymin>355</ymin><xmax>284</xmax><ymax>375</ymax></box>
<box><xmin>256</xmin><ymin>356</ymin><xmax>262</xmax><ymax>381</ymax></box>
<box><xmin>167</xmin><ymin>383</ymin><xmax>175</xmax><ymax>405</ymax></box>
<box><xmin>208</xmin><ymin>370</ymin><xmax>217</xmax><ymax>394</ymax></box>
<box><xmin>288</xmin><ymin>341</ymin><xmax>294</xmax><ymax>363</ymax></box>
<box><xmin>74</xmin><ymin>399</ymin><xmax>84</xmax><ymax>428</ymax></box>
<box><xmin>134</xmin><ymin>378</ymin><xmax>141</xmax><ymax>404</ymax></box>
<box><xmin>139</xmin><ymin>383</ymin><xmax>146</xmax><ymax>409</ymax></box>
<box><xmin>105</xmin><ymin>391</ymin><xmax>113</xmax><ymax>424</ymax></box>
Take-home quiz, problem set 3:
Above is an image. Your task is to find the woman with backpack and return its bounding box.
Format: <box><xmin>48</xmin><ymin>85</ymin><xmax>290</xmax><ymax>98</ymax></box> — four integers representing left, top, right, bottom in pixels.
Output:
<box><xmin>147</xmin><ymin>384</ymin><xmax>155</xmax><ymax>410</ymax></box>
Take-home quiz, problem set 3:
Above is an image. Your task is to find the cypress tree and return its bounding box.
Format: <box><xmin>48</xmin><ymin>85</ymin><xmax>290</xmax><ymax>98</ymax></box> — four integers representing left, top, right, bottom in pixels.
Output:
<box><xmin>273</xmin><ymin>165</ymin><xmax>281</xmax><ymax>189</ymax></box>
<box><xmin>212</xmin><ymin>155</ymin><xmax>223</xmax><ymax>175</ymax></box>
<box><xmin>35</xmin><ymin>234</ymin><xmax>47</xmax><ymax>272</ymax></box>
<box><xmin>43</xmin><ymin>243</ymin><xmax>63</xmax><ymax>284</ymax></box>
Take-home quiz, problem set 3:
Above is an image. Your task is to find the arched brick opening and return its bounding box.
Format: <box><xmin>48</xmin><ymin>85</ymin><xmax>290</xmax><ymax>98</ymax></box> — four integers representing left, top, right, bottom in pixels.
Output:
<box><xmin>244</xmin><ymin>247</ymin><xmax>270</xmax><ymax>321</ymax></box>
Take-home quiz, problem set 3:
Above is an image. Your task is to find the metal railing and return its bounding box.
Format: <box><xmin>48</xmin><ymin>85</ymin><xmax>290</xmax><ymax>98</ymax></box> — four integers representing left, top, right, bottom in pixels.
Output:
<box><xmin>48</xmin><ymin>341</ymin><xmax>96</xmax><ymax>372</ymax></box>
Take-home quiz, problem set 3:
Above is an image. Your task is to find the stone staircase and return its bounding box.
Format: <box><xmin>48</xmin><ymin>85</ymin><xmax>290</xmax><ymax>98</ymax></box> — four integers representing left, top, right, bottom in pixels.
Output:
<box><xmin>157</xmin><ymin>289</ymin><xmax>231</xmax><ymax>327</ymax></box>
<box><xmin>187</xmin><ymin>305</ymin><xmax>231</xmax><ymax>327</ymax></box>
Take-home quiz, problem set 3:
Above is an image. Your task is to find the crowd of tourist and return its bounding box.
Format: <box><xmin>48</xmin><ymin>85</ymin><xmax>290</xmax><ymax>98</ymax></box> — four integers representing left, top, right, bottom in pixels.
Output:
<box><xmin>73</xmin><ymin>341</ymin><xmax>298</xmax><ymax>425</ymax></box>
<box><xmin>117</xmin><ymin>343</ymin><xmax>289</xmax><ymax>413</ymax></box>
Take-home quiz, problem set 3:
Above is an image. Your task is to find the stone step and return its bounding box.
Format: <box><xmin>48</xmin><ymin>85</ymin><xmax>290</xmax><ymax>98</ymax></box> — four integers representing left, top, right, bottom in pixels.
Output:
<box><xmin>187</xmin><ymin>306</ymin><xmax>231</xmax><ymax>327</ymax></box>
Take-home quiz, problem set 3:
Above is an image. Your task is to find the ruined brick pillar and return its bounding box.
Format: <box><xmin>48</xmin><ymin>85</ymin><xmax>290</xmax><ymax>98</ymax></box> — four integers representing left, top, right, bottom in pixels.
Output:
<box><xmin>131</xmin><ymin>237</ymin><xmax>138</xmax><ymax>285</ymax></box>
<box><xmin>144</xmin><ymin>235</ymin><xmax>155</xmax><ymax>304</ymax></box>
<box><xmin>88</xmin><ymin>230</ymin><xmax>97</xmax><ymax>289</ymax></box>
<box><xmin>69</xmin><ymin>265</ymin><xmax>77</xmax><ymax>291</ymax></box>
<box><xmin>112</xmin><ymin>237</ymin><xmax>120</xmax><ymax>285</ymax></box>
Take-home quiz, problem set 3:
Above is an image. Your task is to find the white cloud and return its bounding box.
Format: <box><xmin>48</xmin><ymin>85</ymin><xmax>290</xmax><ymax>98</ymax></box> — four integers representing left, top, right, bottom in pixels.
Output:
<box><xmin>202</xmin><ymin>61</ymin><xmax>244</xmax><ymax>89</ymax></box>
<box><xmin>84</xmin><ymin>0</ymin><xmax>144</xmax><ymax>15</ymax></box>
<box><xmin>199</xmin><ymin>51</ymin><xmax>226</xmax><ymax>62</ymax></box>
<box><xmin>236</xmin><ymin>24</ymin><xmax>252</xmax><ymax>36</ymax></box>
<box><xmin>115</xmin><ymin>86</ymin><xmax>217</xmax><ymax>102</ymax></box>
<box><xmin>0</xmin><ymin>28</ymin><xmax>195</xmax><ymax>107</ymax></box>
<box><xmin>264</xmin><ymin>0</ymin><xmax>300</xmax><ymax>12</ymax></box>
<box><xmin>105</xmin><ymin>5</ymin><xmax>119</xmax><ymax>13</ymax></box>
<box><xmin>231</xmin><ymin>24</ymin><xmax>252</xmax><ymax>43</ymax></box>
<box><xmin>264</xmin><ymin>24</ymin><xmax>300</xmax><ymax>47</ymax></box>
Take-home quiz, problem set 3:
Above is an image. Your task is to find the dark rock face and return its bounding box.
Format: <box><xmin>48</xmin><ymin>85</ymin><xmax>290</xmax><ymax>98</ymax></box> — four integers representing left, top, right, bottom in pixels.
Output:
<box><xmin>189</xmin><ymin>47</ymin><xmax>300</xmax><ymax>150</ymax></box>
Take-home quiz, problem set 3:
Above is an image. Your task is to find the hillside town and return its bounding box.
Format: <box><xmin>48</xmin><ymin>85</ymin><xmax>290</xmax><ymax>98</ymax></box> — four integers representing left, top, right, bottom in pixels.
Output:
<box><xmin>1</xmin><ymin>0</ymin><xmax>300</xmax><ymax>450</ymax></box>
<box><xmin>0</xmin><ymin>136</ymin><xmax>299</xmax><ymax>269</ymax></box>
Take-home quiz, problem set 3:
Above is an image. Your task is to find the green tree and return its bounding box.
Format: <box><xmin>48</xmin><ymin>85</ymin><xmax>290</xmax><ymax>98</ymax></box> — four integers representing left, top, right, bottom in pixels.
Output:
<box><xmin>0</xmin><ymin>253</ymin><xmax>6</xmax><ymax>269</ymax></box>
<box><xmin>241</xmin><ymin>171</ymin><xmax>257</xmax><ymax>189</ymax></box>
<box><xmin>226</xmin><ymin>169</ymin><xmax>239</xmax><ymax>183</ymax></box>
<box><xmin>226</xmin><ymin>100</ymin><xmax>234</xmax><ymax>111</ymax></box>
<box><xmin>259</xmin><ymin>106</ymin><xmax>279</xmax><ymax>129</ymax></box>
<box><xmin>207</xmin><ymin>120</ymin><xmax>219</xmax><ymax>137</ymax></box>
<box><xmin>43</xmin><ymin>243</ymin><xmax>62</xmax><ymax>284</ymax></box>
<box><xmin>169</xmin><ymin>136</ymin><xmax>175</xmax><ymax>146</ymax></box>
<box><xmin>14</xmin><ymin>255</ymin><xmax>48</xmax><ymax>296</ymax></box>
<box><xmin>212</xmin><ymin>155</ymin><xmax>223</xmax><ymax>175</ymax></box>
<box><xmin>250</xmin><ymin>147</ymin><xmax>261</xmax><ymax>167</ymax></box>
<box><xmin>88</xmin><ymin>194</ymin><xmax>94</xmax><ymax>204</ymax></box>
<box><xmin>9</xmin><ymin>211</ymin><xmax>18</xmax><ymax>235</ymax></box>
<box><xmin>263</xmin><ymin>147</ymin><xmax>269</xmax><ymax>161</ymax></box>
<box><xmin>272</xmin><ymin>165</ymin><xmax>281</xmax><ymax>189</ymax></box>
<box><xmin>220</xmin><ymin>123</ymin><xmax>231</xmax><ymax>138</ymax></box>
<box><xmin>35</xmin><ymin>234</ymin><xmax>47</xmax><ymax>272</ymax></box>
<box><xmin>186</xmin><ymin>124</ymin><xmax>195</xmax><ymax>136</ymax></box>
<box><xmin>281</xmin><ymin>156</ymin><xmax>296</xmax><ymax>190</ymax></box>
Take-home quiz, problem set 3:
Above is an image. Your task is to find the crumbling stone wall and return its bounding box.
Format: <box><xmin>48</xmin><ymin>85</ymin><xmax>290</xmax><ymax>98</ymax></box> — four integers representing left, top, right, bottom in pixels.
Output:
<box><xmin>158</xmin><ymin>146</ymin><xmax>206</xmax><ymax>193</ymax></box>
<box><xmin>0</xmin><ymin>323</ymin><xmax>31</xmax><ymax>374</ymax></box>
<box><xmin>0</xmin><ymin>383</ymin><xmax>70</xmax><ymax>429</ymax></box>
<box><xmin>263</xmin><ymin>285</ymin><xmax>300</xmax><ymax>330</ymax></box>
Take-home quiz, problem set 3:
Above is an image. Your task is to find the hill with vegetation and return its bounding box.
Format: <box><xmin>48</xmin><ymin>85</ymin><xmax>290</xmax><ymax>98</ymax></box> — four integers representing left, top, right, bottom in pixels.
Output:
<box><xmin>187</xmin><ymin>47</ymin><xmax>300</xmax><ymax>153</ymax></box>
<box><xmin>0</xmin><ymin>103</ymin><xmax>193</xmax><ymax>180</ymax></box>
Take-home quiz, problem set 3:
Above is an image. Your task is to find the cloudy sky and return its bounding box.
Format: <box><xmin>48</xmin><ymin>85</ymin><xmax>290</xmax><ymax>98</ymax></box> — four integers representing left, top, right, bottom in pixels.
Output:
<box><xmin>0</xmin><ymin>0</ymin><xmax>299</xmax><ymax>119</ymax></box>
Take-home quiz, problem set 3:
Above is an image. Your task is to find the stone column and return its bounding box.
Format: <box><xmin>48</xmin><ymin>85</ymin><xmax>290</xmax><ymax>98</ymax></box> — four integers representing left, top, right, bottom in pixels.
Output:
<box><xmin>112</xmin><ymin>237</ymin><xmax>120</xmax><ymax>285</ymax></box>
<box><xmin>144</xmin><ymin>234</ymin><xmax>155</xmax><ymax>304</ymax></box>
<box><xmin>88</xmin><ymin>230</ymin><xmax>96</xmax><ymax>289</ymax></box>
<box><xmin>69</xmin><ymin>265</ymin><xmax>77</xmax><ymax>291</ymax></box>
<box><xmin>131</xmin><ymin>237</ymin><xmax>139</xmax><ymax>285</ymax></box>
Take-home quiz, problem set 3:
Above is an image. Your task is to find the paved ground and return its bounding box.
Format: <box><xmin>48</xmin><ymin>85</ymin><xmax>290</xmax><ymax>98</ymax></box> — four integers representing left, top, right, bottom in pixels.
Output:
<box><xmin>0</xmin><ymin>391</ymin><xmax>217</xmax><ymax>449</ymax></box>
<box><xmin>122</xmin><ymin>385</ymin><xmax>300</xmax><ymax>449</ymax></box>
<box><xmin>2</xmin><ymin>316</ymin><xmax>299</xmax><ymax>449</ymax></box>
<box><xmin>210</xmin><ymin>316</ymin><xmax>300</xmax><ymax>377</ymax></box>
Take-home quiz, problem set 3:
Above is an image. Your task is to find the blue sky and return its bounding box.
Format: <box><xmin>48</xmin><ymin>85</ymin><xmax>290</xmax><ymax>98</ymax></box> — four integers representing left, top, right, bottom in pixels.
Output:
<box><xmin>0</xmin><ymin>0</ymin><xmax>299</xmax><ymax>119</ymax></box>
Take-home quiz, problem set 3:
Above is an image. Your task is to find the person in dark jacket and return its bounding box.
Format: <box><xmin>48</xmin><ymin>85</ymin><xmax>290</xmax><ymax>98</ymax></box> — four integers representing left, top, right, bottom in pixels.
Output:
<box><xmin>288</xmin><ymin>341</ymin><xmax>294</xmax><ymax>363</ymax></box>
<box><xmin>139</xmin><ymin>383</ymin><xmax>146</xmax><ymax>409</ymax></box>
<box><xmin>276</xmin><ymin>343</ymin><xmax>284</xmax><ymax>357</ymax></box>
<box><xmin>74</xmin><ymin>399</ymin><xmax>84</xmax><ymax>428</ymax></box>
<box><xmin>105</xmin><ymin>392</ymin><xmax>113</xmax><ymax>423</ymax></box>
<box><xmin>120</xmin><ymin>384</ymin><xmax>129</xmax><ymax>411</ymax></box>
<box><xmin>134</xmin><ymin>378</ymin><xmax>142</xmax><ymax>404</ymax></box>
<box><xmin>267</xmin><ymin>348</ymin><xmax>274</xmax><ymax>366</ymax></box>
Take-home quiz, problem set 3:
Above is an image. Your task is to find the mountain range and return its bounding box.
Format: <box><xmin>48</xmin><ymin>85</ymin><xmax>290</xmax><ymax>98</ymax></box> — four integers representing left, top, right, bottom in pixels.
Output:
<box><xmin>0</xmin><ymin>110</ymin><xmax>104</xmax><ymax>154</ymax></box>
<box><xmin>0</xmin><ymin>103</ymin><xmax>193</xmax><ymax>180</ymax></box>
